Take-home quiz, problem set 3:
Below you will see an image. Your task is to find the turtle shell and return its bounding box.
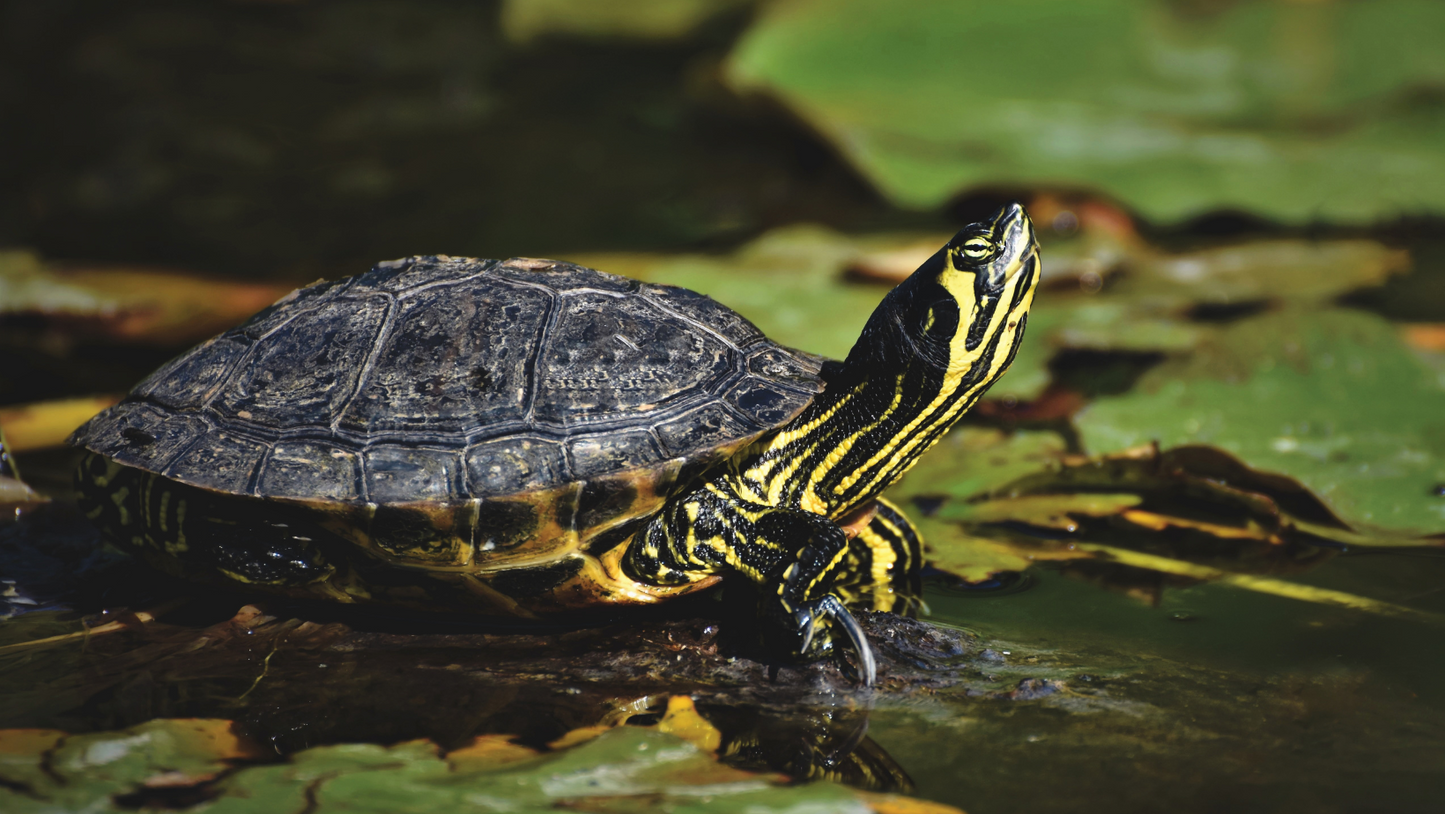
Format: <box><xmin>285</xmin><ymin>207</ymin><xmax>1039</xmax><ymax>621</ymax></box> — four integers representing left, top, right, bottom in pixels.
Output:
<box><xmin>71</xmin><ymin>256</ymin><xmax>824</xmax><ymax>608</ymax></box>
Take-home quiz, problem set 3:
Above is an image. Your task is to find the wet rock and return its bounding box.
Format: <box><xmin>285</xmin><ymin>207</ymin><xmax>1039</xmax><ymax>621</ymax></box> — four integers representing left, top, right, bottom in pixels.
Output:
<box><xmin>1007</xmin><ymin>677</ymin><xmax>1061</xmax><ymax>701</ymax></box>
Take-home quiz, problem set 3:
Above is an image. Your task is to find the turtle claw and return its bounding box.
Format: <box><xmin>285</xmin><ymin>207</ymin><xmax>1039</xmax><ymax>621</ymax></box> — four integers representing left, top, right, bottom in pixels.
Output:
<box><xmin>820</xmin><ymin>595</ymin><xmax>877</xmax><ymax>687</ymax></box>
<box><xmin>796</xmin><ymin>606</ymin><xmax>819</xmax><ymax>655</ymax></box>
<box><xmin>795</xmin><ymin>595</ymin><xmax>876</xmax><ymax>687</ymax></box>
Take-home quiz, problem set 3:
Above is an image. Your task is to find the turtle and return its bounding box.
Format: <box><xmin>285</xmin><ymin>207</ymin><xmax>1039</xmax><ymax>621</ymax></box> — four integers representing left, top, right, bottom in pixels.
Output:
<box><xmin>71</xmin><ymin>203</ymin><xmax>1040</xmax><ymax>685</ymax></box>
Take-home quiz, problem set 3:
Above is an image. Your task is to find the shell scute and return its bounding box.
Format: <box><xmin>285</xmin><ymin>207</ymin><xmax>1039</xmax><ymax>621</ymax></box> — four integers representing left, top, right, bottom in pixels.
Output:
<box><xmin>216</xmin><ymin>294</ymin><xmax>390</xmax><ymax>430</ymax></box>
<box><xmin>364</xmin><ymin>445</ymin><xmax>464</xmax><ymax>503</ymax></box>
<box><xmin>367</xmin><ymin>501</ymin><xmax>475</xmax><ymax>568</ymax></box>
<box><xmin>133</xmin><ymin>336</ymin><xmax>250</xmax><ymax>409</ymax></box>
<box><xmin>530</xmin><ymin>290</ymin><xmax>734</xmax><ymax>430</ymax></box>
<box><xmin>746</xmin><ymin>346</ymin><xmax>826</xmax><ymax>389</ymax></box>
<box><xmin>651</xmin><ymin>401</ymin><xmax>757</xmax><ymax>459</ymax></box>
<box><xmin>256</xmin><ymin>440</ymin><xmax>361</xmax><ymax>501</ymax></box>
<box><xmin>464</xmin><ymin>435</ymin><xmax>570</xmax><ymax>494</ymax></box>
<box><xmin>236</xmin><ymin>275</ymin><xmax>353</xmax><ymax>342</ymax></box>
<box><xmin>496</xmin><ymin>260</ymin><xmax>636</xmax><ymax>293</ymax></box>
<box><xmin>567</xmin><ymin>429</ymin><xmax>663</xmax><ymax>480</ymax></box>
<box><xmin>76</xmin><ymin>402</ymin><xmax>208</xmax><ymax>474</ymax></box>
<box><xmin>163</xmin><ymin>432</ymin><xmax>270</xmax><ymax>495</ymax></box>
<box><xmin>727</xmin><ymin>377</ymin><xmax>815</xmax><ymax>427</ymax></box>
<box><xmin>475</xmin><ymin>498</ymin><xmax>541</xmax><ymax>553</ymax></box>
<box><xmin>339</xmin><ymin>276</ymin><xmax>549</xmax><ymax>436</ymax></box>
<box><xmin>369</xmin><ymin>256</ymin><xmax>499</xmax><ymax>293</ymax></box>
<box><xmin>640</xmin><ymin>284</ymin><xmax>766</xmax><ymax>348</ymax></box>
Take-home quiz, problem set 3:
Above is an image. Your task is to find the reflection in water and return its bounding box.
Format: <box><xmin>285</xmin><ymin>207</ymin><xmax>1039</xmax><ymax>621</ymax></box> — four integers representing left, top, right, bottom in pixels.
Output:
<box><xmin>697</xmin><ymin>703</ymin><xmax>912</xmax><ymax>793</ymax></box>
<box><xmin>0</xmin><ymin>597</ymin><xmax>915</xmax><ymax>791</ymax></box>
<box><xmin>929</xmin><ymin>568</ymin><xmax>1036</xmax><ymax>598</ymax></box>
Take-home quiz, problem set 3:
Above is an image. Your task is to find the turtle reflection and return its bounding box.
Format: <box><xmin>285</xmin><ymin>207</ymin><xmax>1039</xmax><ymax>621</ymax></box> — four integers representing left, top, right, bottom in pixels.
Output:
<box><xmin>707</xmin><ymin>703</ymin><xmax>910</xmax><ymax>792</ymax></box>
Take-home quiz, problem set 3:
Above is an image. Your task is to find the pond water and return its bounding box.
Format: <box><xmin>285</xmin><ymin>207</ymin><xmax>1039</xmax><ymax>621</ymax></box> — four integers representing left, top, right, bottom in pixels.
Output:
<box><xmin>3</xmin><ymin>3</ymin><xmax>1444</xmax><ymax>813</ymax></box>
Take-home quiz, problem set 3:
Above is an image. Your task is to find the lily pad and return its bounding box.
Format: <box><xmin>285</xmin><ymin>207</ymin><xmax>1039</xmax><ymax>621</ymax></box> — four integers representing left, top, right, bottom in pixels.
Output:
<box><xmin>574</xmin><ymin>225</ymin><xmax>914</xmax><ymax>362</ymax></box>
<box><xmin>0</xmin><ymin>716</ymin><xmax>956</xmax><ymax>814</ymax></box>
<box><xmin>0</xmin><ymin>719</ymin><xmax>263</xmax><ymax>813</ymax></box>
<box><xmin>888</xmin><ymin>427</ymin><xmax>1445</xmax><ymax>623</ymax></box>
<box><xmin>726</xmin><ymin>0</ymin><xmax>1445</xmax><ymax>223</ymax></box>
<box><xmin>0</xmin><ymin>249</ymin><xmax>295</xmax><ymax>345</ymax></box>
<box><xmin>1076</xmin><ymin>307</ymin><xmax>1445</xmax><ymax>533</ymax></box>
<box><xmin>0</xmin><ymin>396</ymin><xmax>120</xmax><ymax>453</ymax></box>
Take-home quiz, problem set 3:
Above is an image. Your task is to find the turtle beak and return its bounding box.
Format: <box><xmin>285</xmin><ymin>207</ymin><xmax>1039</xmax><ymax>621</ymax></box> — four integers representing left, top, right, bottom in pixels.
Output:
<box><xmin>990</xmin><ymin>203</ymin><xmax>1039</xmax><ymax>290</ymax></box>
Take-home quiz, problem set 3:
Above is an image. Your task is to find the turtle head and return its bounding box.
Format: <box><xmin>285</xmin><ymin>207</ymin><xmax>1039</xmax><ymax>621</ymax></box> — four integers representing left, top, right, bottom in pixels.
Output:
<box><xmin>852</xmin><ymin>203</ymin><xmax>1040</xmax><ymax>380</ymax></box>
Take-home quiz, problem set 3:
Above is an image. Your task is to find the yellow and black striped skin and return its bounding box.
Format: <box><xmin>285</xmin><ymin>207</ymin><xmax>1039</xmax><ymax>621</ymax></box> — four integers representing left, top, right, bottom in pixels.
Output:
<box><xmin>624</xmin><ymin>204</ymin><xmax>1040</xmax><ymax>657</ymax></box>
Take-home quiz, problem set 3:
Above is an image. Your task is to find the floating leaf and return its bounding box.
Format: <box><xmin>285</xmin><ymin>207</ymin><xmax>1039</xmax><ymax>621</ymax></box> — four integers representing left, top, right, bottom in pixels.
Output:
<box><xmin>0</xmin><ymin>396</ymin><xmax>120</xmax><ymax>453</ymax></box>
<box><xmin>1074</xmin><ymin>542</ymin><xmax>1445</xmax><ymax>626</ymax></box>
<box><xmin>0</xmin><ymin>718</ymin><xmax>954</xmax><ymax>814</ymax></box>
<box><xmin>0</xmin><ymin>719</ymin><xmax>264</xmax><ymax>813</ymax></box>
<box><xmin>1076</xmin><ymin>308</ymin><xmax>1445</xmax><ymax>533</ymax></box>
<box><xmin>727</xmin><ymin>0</ymin><xmax>1445</xmax><ymax>223</ymax></box>
<box><xmin>890</xmin><ymin>427</ymin><xmax>1444</xmax><ymax>620</ymax></box>
<box><xmin>948</xmin><ymin>493</ymin><xmax>1145</xmax><ymax>531</ymax></box>
<box><xmin>0</xmin><ymin>249</ymin><xmax>295</xmax><ymax>345</ymax></box>
<box><xmin>574</xmin><ymin>225</ymin><xmax>907</xmax><ymax>361</ymax></box>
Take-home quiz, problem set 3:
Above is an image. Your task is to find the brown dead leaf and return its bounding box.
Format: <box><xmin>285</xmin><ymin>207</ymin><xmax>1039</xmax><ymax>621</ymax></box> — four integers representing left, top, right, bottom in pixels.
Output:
<box><xmin>1402</xmin><ymin>323</ymin><xmax>1445</xmax><ymax>351</ymax></box>
<box><xmin>445</xmin><ymin>735</ymin><xmax>542</xmax><ymax>772</ymax></box>
<box><xmin>2</xmin><ymin>249</ymin><xmax>297</xmax><ymax>345</ymax></box>
<box><xmin>47</xmin><ymin>266</ymin><xmax>296</xmax><ymax>345</ymax></box>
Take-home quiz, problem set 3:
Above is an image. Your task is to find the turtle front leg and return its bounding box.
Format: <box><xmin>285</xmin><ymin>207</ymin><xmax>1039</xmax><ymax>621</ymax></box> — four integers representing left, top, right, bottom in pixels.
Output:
<box><xmin>625</xmin><ymin>493</ymin><xmax>924</xmax><ymax>686</ymax></box>
<box><xmin>762</xmin><ymin>504</ymin><xmax>924</xmax><ymax>686</ymax></box>
<box><xmin>758</xmin><ymin>500</ymin><xmax>928</xmax><ymax>685</ymax></box>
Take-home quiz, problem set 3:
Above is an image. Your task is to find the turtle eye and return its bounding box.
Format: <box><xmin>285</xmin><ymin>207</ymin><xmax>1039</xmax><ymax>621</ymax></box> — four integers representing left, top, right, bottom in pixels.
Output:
<box><xmin>949</xmin><ymin>237</ymin><xmax>994</xmax><ymax>269</ymax></box>
<box><xmin>962</xmin><ymin>238</ymin><xmax>993</xmax><ymax>259</ymax></box>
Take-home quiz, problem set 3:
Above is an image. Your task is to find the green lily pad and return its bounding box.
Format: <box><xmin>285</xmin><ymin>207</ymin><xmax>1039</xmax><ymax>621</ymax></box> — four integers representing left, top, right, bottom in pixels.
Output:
<box><xmin>1006</xmin><ymin>233</ymin><xmax>1407</xmax><ymax>400</ymax></box>
<box><xmin>886</xmin><ymin>428</ymin><xmax>1444</xmax><ymax>626</ymax></box>
<box><xmin>0</xmin><ymin>720</ymin><xmax>923</xmax><ymax>814</ymax></box>
<box><xmin>893</xmin><ymin>428</ymin><xmax>1070</xmax><ymax>505</ymax></box>
<box><xmin>1076</xmin><ymin>307</ymin><xmax>1445</xmax><ymax>533</ymax></box>
<box><xmin>0</xmin><ymin>719</ymin><xmax>263</xmax><ymax>813</ymax></box>
<box><xmin>1111</xmin><ymin>240</ymin><xmax>1410</xmax><ymax>307</ymax></box>
<box><xmin>576</xmin><ymin>226</ymin><xmax>916</xmax><ymax>362</ymax></box>
<box><xmin>727</xmin><ymin>0</ymin><xmax>1445</xmax><ymax>223</ymax></box>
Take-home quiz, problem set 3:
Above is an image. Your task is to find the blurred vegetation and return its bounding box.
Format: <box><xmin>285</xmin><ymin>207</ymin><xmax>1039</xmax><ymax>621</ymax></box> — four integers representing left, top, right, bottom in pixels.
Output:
<box><xmin>728</xmin><ymin>0</ymin><xmax>1445</xmax><ymax>223</ymax></box>
<box><xmin>2</xmin><ymin>1</ymin><xmax>1445</xmax><ymax>813</ymax></box>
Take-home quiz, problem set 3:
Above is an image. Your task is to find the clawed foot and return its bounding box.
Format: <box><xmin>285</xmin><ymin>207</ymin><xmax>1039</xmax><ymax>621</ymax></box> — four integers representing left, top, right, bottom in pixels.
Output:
<box><xmin>793</xmin><ymin>594</ymin><xmax>877</xmax><ymax>687</ymax></box>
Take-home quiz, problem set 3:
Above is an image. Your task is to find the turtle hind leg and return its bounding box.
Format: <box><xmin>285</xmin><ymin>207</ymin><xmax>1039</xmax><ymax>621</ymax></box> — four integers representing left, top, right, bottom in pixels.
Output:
<box><xmin>203</xmin><ymin>511</ymin><xmax>337</xmax><ymax>587</ymax></box>
<box><xmin>76</xmin><ymin>454</ymin><xmax>336</xmax><ymax>590</ymax></box>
